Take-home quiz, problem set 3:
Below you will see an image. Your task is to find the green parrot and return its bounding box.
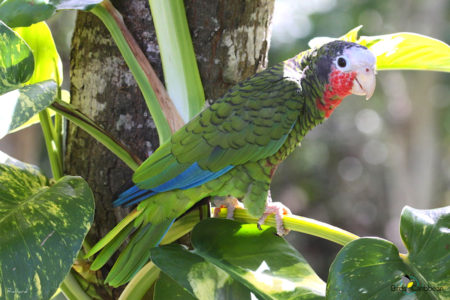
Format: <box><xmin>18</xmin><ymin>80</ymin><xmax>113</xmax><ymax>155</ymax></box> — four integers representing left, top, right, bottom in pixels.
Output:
<box><xmin>103</xmin><ymin>40</ymin><xmax>376</xmax><ymax>285</ymax></box>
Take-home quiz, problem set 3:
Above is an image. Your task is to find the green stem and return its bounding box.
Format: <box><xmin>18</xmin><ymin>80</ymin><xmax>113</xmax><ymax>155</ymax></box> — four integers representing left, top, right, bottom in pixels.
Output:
<box><xmin>214</xmin><ymin>208</ymin><xmax>359</xmax><ymax>246</ymax></box>
<box><xmin>54</xmin><ymin>64</ymin><xmax>64</xmax><ymax>169</ymax></box>
<box><xmin>39</xmin><ymin>109</ymin><xmax>63</xmax><ymax>180</ymax></box>
<box><xmin>90</xmin><ymin>1</ymin><xmax>181</xmax><ymax>143</ymax></box>
<box><xmin>148</xmin><ymin>0</ymin><xmax>205</xmax><ymax>120</ymax></box>
<box><xmin>50</xmin><ymin>101</ymin><xmax>141</xmax><ymax>171</ymax></box>
<box><xmin>119</xmin><ymin>262</ymin><xmax>160</xmax><ymax>300</ymax></box>
<box><xmin>60</xmin><ymin>272</ymin><xmax>92</xmax><ymax>300</ymax></box>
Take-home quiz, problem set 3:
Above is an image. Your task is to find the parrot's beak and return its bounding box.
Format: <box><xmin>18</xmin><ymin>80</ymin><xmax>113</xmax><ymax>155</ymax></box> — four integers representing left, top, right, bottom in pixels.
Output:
<box><xmin>351</xmin><ymin>66</ymin><xmax>376</xmax><ymax>100</ymax></box>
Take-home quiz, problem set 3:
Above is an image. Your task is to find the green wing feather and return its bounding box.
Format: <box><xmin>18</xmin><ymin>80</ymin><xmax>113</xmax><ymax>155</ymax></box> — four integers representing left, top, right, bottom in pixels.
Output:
<box><xmin>133</xmin><ymin>63</ymin><xmax>304</xmax><ymax>190</ymax></box>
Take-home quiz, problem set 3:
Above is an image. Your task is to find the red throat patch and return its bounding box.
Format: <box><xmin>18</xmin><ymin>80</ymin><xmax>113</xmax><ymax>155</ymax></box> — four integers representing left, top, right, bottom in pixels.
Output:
<box><xmin>316</xmin><ymin>69</ymin><xmax>356</xmax><ymax>118</ymax></box>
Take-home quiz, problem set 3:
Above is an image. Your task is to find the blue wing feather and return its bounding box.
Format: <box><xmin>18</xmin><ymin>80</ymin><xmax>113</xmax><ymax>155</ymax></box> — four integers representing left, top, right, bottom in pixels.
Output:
<box><xmin>114</xmin><ymin>163</ymin><xmax>233</xmax><ymax>207</ymax></box>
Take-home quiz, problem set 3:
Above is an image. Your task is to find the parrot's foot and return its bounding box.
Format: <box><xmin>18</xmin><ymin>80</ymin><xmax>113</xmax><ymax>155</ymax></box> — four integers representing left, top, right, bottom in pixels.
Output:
<box><xmin>213</xmin><ymin>196</ymin><xmax>243</xmax><ymax>219</ymax></box>
<box><xmin>257</xmin><ymin>201</ymin><xmax>292</xmax><ymax>236</ymax></box>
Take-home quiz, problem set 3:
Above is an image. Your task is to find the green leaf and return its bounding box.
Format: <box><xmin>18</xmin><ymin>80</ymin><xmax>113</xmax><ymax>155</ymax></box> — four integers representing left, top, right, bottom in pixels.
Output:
<box><xmin>14</xmin><ymin>22</ymin><xmax>63</xmax><ymax>85</ymax></box>
<box><xmin>8</xmin><ymin>89</ymin><xmax>69</xmax><ymax>134</ymax></box>
<box><xmin>154</xmin><ymin>272</ymin><xmax>198</xmax><ymax>300</ymax></box>
<box><xmin>327</xmin><ymin>206</ymin><xmax>449</xmax><ymax>300</ymax></box>
<box><xmin>359</xmin><ymin>33</ymin><xmax>450</xmax><ymax>72</ymax></box>
<box><xmin>152</xmin><ymin>244</ymin><xmax>254</xmax><ymax>300</ymax></box>
<box><xmin>191</xmin><ymin>218</ymin><xmax>326</xmax><ymax>300</ymax></box>
<box><xmin>0</xmin><ymin>80</ymin><xmax>57</xmax><ymax>139</ymax></box>
<box><xmin>400</xmin><ymin>206</ymin><xmax>450</xmax><ymax>297</ymax></box>
<box><xmin>0</xmin><ymin>160</ymin><xmax>94</xmax><ymax>300</ymax></box>
<box><xmin>0</xmin><ymin>20</ymin><xmax>34</xmax><ymax>94</ymax></box>
<box><xmin>0</xmin><ymin>0</ymin><xmax>102</xmax><ymax>27</ymax></box>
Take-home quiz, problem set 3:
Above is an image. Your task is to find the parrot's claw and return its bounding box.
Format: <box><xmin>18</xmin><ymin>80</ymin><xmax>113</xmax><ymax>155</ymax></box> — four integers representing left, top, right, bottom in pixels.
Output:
<box><xmin>213</xmin><ymin>196</ymin><xmax>243</xmax><ymax>219</ymax></box>
<box><xmin>257</xmin><ymin>201</ymin><xmax>292</xmax><ymax>236</ymax></box>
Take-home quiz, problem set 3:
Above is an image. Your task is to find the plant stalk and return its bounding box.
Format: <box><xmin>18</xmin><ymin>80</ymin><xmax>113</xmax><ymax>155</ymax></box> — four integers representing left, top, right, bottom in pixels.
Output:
<box><xmin>119</xmin><ymin>262</ymin><xmax>160</xmax><ymax>300</ymax></box>
<box><xmin>60</xmin><ymin>271</ymin><xmax>92</xmax><ymax>300</ymax></box>
<box><xmin>214</xmin><ymin>208</ymin><xmax>359</xmax><ymax>246</ymax></box>
<box><xmin>50</xmin><ymin>101</ymin><xmax>141</xmax><ymax>171</ymax></box>
<box><xmin>148</xmin><ymin>0</ymin><xmax>205</xmax><ymax>121</ymax></box>
<box><xmin>39</xmin><ymin>109</ymin><xmax>63</xmax><ymax>180</ymax></box>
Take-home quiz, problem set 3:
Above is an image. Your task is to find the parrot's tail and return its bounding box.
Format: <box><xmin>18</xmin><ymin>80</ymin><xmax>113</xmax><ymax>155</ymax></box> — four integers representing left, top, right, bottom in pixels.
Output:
<box><xmin>114</xmin><ymin>185</ymin><xmax>156</xmax><ymax>207</ymax></box>
<box><xmin>104</xmin><ymin>219</ymin><xmax>174</xmax><ymax>286</ymax></box>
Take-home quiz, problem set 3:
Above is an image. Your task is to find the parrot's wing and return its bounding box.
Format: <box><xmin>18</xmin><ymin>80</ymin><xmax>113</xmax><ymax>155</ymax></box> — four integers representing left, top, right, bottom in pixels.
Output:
<box><xmin>133</xmin><ymin>66</ymin><xmax>302</xmax><ymax>191</ymax></box>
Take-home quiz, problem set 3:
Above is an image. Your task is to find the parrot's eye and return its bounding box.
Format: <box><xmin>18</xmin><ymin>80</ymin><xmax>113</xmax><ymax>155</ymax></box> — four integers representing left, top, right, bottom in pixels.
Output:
<box><xmin>337</xmin><ymin>57</ymin><xmax>347</xmax><ymax>68</ymax></box>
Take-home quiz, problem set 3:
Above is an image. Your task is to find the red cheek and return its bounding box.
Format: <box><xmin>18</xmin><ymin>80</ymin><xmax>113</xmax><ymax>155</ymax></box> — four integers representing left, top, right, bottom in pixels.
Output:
<box><xmin>316</xmin><ymin>70</ymin><xmax>356</xmax><ymax>118</ymax></box>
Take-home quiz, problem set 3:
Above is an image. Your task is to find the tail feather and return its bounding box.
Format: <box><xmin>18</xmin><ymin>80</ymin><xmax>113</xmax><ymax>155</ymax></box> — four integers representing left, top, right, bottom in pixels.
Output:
<box><xmin>105</xmin><ymin>219</ymin><xmax>175</xmax><ymax>287</ymax></box>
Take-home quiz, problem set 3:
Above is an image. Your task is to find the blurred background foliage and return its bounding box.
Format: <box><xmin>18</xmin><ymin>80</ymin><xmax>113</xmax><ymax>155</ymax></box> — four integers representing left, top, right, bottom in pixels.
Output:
<box><xmin>0</xmin><ymin>0</ymin><xmax>448</xmax><ymax>281</ymax></box>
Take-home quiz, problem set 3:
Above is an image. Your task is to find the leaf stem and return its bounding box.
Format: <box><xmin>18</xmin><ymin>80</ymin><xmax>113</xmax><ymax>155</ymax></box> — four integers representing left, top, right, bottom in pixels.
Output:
<box><xmin>54</xmin><ymin>62</ymin><xmax>64</xmax><ymax>168</ymax></box>
<box><xmin>148</xmin><ymin>0</ymin><xmax>205</xmax><ymax>121</ymax></box>
<box><xmin>50</xmin><ymin>101</ymin><xmax>141</xmax><ymax>171</ymax></box>
<box><xmin>60</xmin><ymin>271</ymin><xmax>92</xmax><ymax>300</ymax></box>
<box><xmin>118</xmin><ymin>262</ymin><xmax>160</xmax><ymax>300</ymax></box>
<box><xmin>214</xmin><ymin>208</ymin><xmax>359</xmax><ymax>246</ymax></box>
<box><xmin>39</xmin><ymin>109</ymin><xmax>63</xmax><ymax>180</ymax></box>
<box><xmin>90</xmin><ymin>1</ymin><xmax>184</xmax><ymax>142</ymax></box>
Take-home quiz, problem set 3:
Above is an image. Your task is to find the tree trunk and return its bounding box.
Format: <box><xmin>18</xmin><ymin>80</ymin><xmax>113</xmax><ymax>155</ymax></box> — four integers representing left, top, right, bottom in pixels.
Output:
<box><xmin>68</xmin><ymin>0</ymin><xmax>273</xmax><ymax>296</ymax></box>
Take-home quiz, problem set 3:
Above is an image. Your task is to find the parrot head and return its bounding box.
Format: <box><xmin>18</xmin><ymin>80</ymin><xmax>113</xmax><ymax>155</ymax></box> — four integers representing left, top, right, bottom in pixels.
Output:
<box><xmin>313</xmin><ymin>40</ymin><xmax>376</xmax><ymax>118</ymax></box>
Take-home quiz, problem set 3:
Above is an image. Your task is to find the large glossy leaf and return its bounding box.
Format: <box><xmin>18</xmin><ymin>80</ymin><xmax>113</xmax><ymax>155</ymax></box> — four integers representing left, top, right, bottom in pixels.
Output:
<box><xmin>0</xmin><ymin>0</ymin><xmax>102</xmax><ymax>27</ymax></box>
<box><xmin>0</xmin><ymin>159</ymin><xmax>94</xmax><ymax>300</ymax></box>
<box><xmin>152</xmin><ymin>244</ymin><xmax>254</xmax><ymax>300</ymax></box>
<box><xmin>14</xmin><ymin>22</ymin><xmax>63</xmax><ymax>85</ymax></box>
<box><xmin>327</xmin><ymin>206</ymin><xmax>449</xmax><ymax>300</ymax></box>
<box><xmin>0</xmin><ymin>21</ymin><xmax>34</xmax><ymax>94</ymax></box>
<box><xmin>191</xmin><ymin>218</ymin><xmax>326</xmax><ymax>300</ymax></box>
<box><xmin>0</xmin><ymin>80</ymin><xmax>57</xmax><ymax>139</ymax></box>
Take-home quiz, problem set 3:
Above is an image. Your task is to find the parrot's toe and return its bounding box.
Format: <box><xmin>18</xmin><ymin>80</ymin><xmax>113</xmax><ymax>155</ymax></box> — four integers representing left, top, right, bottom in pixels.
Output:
<box><xmin>212</xmin><ymin>196</ymin><xmax>244</xmax><ymax>219</ymax></box>
<box><xmin>257</xmin><ymin>201</ymin><xmax>292</xmax><ymax>236</ymax></box>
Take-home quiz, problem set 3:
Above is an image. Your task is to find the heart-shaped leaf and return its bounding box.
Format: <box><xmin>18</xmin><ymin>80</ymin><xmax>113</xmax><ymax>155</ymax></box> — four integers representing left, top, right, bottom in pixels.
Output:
<box><xmin>0</xmin><ymin>80</ymin><xmax>57</xmax><ymax>139</ymax></box>
<box><xmin>191</xmin><ymin>218</ymin><xmax>326</xmax><ymax>300</ymax></box>
<box><xmin>327</xmin><ymin>206</ymin><xmax>449</xmax><ymax>299</ymax></box>
<box><xmin>0</xmin><ymin>21</ymin><xmax>34</xmax><ymax>94</ymax></box>
<box><xmin>152</xmin><ymin>244</ymin><xmax>254</xmax><ymax>300</ymax></box>
<box><xmin>0</xmin><ymin>0</ymin><xmax>102</xmax><ymax>27</ymax></box>
<box><xmin>0</xmin><ymin>158</ymin><xmax>95</xmax><ymax>300</ymax></box>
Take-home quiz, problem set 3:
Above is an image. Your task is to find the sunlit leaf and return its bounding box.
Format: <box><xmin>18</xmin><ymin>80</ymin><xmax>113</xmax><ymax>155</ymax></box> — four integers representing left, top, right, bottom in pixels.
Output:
<box><xmin>191</xmin><ymin>218</ymin><xmax>326</xmax><ymax>299</ymax></box>
<box><xmin>0</xmin><ymin>20</ymin><xmax>34</xmax><ymax>94</ymax></box>
<box><xmin>327</xmin><ymin>206</ymin><xmax>449</xmax><ymax>300</ymax></box>
<box><xmin>0</xmin><ymin>80</ymin><xmax>57</xmax><ymax>139</ymax></box>
<box><xmin>0</xmin><ymin>159</ymin><xmax>94</xmax><ymax>300</ymax></box>
<box><xmin>0</xmin><ymin>0</ymin><xmax>103</xmax><ymax>27</ymax></box>
<box><xmin>14</xmin><ymin>22</ymin><xmax>63</xmax><ymax>85</ymax></box>
<box><xmin>360</xmin><ymin>33</ymin><xmax>450</xmax><ymax>72</ymax></box>
<box><xmin>341</xmin><ymin>25</ymin><xmax>362</xmax><ymax>42</ymax></box>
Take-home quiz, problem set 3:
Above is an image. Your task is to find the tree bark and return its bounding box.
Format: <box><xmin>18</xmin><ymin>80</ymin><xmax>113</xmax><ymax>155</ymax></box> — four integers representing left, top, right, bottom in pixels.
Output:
<box><xmin>68</xmin><ymin>0</ymin><xmax>273</xmax><ymax>295</ymax></box>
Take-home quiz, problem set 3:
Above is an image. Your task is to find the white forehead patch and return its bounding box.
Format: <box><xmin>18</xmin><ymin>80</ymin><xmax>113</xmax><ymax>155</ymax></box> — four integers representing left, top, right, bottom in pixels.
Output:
<box><xmin>343</xmin><ymin>47</ymin><xmax>376</xmax><ymax>69</ymax></box>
